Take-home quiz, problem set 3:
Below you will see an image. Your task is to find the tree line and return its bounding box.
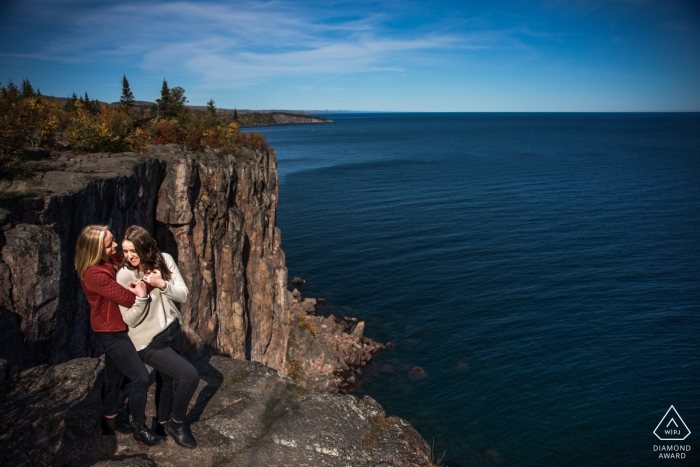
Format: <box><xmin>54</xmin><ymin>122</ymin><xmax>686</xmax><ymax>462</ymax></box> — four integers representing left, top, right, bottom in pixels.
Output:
<box><xmin>0</xmin><ymin>76</ymin><xmax>266</xmax><ymax>179</ymax></box>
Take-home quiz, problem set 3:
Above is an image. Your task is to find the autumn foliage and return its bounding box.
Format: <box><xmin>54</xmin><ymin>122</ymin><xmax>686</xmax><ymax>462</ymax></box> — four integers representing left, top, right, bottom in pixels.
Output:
<box><xmin>66</xmin><ymin>102</ymin><xmax>148</xmax><ymax>154</ymax></box>
<box><xmin>1</xmin><ymin>78</ymin><xmax>269</xmax><ymax>179</ymax></box>
<box><xmin>0</xmin><ymin>80</ymin><xmax>61</xmax><ymax>178</ymax></box>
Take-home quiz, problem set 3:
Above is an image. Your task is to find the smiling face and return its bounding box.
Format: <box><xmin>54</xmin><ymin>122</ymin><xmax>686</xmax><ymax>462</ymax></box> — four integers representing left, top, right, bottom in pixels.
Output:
<box><xmin>102</xmin><ymin>231</ymin><xmax>117</xmax><ymax>262</ymax></box>
<box><xmin>121</xmin><ymin>240</ymin><xmax>141</xmax><ymax>268</ymax></box>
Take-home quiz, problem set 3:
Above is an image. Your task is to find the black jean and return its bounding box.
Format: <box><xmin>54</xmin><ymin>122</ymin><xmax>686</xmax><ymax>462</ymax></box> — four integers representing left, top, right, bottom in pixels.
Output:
<box><xmin>139</xmin><ymin>321</ymin><xmax>199</xmax><ymax>423</ymax></box>
<box><xmin>93</xmin><ymin>331</ymin><xmax>150</xmax><ymax>426</ymax></box>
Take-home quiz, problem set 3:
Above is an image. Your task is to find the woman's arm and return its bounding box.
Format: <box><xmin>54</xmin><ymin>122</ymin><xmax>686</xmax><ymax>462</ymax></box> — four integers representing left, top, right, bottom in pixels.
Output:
<box><xmin>116</xmin><ymin>268</ymin><xmax>151</xmax><ymax>327</ymax></box>
<box><xmin>162</xmin><ymin>254</ymin><xmax>188</xmax><ymax>303</ymax></box>
<box><xmin>145</xmin><ymin>253</ymin><xmax>189</xmax><ymax>303</ymax></box>
<box><xmin>83</xmin><ymin>267</ymin><xmax>136</xmax><ymax>308</ymax></box>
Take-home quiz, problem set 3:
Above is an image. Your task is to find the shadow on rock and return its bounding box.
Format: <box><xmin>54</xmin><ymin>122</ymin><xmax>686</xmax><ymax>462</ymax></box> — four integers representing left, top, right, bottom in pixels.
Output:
<box><xmin>0</xmin><ymin>358</ymin><xmax>117</xmax><ymax>467</ymax></box>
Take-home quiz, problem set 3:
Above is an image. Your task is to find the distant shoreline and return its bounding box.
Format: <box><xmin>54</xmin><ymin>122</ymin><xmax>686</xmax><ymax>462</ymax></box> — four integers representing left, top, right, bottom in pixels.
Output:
<box><xmin>41</xmin><ymin>96</ymin><xmax>333</xmax><ymax>127</ymax></box>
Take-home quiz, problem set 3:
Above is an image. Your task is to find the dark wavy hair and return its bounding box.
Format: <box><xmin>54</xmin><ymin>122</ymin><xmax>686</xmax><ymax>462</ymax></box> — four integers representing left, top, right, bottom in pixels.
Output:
<box><xmin>120</xmin><ymin>225</ymin><xmax>172</xmax><ymax>281</ymax></box>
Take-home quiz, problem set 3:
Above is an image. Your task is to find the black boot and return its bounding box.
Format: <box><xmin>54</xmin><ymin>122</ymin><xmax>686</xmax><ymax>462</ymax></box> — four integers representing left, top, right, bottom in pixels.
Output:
<box><xmin>151</xmin><ymin>417</ymin><xmax>166</xmax><ymax>437</ymax></box>
<box><xmin>101</xmin><ymin>415</ymin><xmax>134</xmax><ymax>435</ymax></box>
<box><xmin>133</xmin><ymin>422</ymin><xmax>167</xmax><ymax>446</ymax></box>
<box><xmin>165</xmin><ymin>419</ymin><xmax>197</xmax><ymax>449</ymax></box>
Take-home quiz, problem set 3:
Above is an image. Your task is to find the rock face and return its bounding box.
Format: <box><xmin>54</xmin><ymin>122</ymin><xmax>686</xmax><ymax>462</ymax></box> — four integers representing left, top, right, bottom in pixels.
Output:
<box><xmin>0</xmin><ymin>145</ymin><xmax>436</xmax><ymax>466</ymax></box>
<box><xmin>0</xmin><ymin>356</ymin><xmax>431</xmax><ymax>467</ymax></box>
<box><xmin>286</xmin><ymin>290</ymin><xmax>384</xmax><ymax>393</ymax></box>
<box><xmin>0</xmin><ymin>145</ymin><xmax>288</xmax><ymax>373</ymax></box>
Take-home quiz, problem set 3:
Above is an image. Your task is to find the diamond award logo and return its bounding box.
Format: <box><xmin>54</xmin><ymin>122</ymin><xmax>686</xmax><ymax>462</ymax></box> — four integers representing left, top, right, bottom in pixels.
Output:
<box><xmin>654</xmin><ymin>405</ymin><xmax>691</xmax><ymax>441</ymax></box>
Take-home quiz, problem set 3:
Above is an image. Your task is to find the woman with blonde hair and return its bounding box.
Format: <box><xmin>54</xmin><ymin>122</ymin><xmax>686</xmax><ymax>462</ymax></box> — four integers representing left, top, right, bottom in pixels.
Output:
<box><xmin>75</xmin><ymin>225</ymin><xmax>165</xmax><ymax>446</ymax></box>
<box><xmin>117</xmin><ymin>225</ymin><xmax>198</xmax><ymax>449</ymax></box>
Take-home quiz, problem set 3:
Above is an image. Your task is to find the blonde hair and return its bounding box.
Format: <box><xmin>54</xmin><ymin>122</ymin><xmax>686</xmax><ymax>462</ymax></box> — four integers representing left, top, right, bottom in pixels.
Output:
<box><xmin>75</xmin><ymin>225</ymin><xmax>109</xmax><ymax>280</ymax></box>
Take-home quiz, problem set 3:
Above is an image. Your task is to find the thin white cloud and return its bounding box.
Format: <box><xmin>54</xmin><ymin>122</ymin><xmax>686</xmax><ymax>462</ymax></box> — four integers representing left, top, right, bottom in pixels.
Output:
<box><xmin>2</xmin><ymin>0</ymin><xmax>521</xmax><ymax>88</ymax></box>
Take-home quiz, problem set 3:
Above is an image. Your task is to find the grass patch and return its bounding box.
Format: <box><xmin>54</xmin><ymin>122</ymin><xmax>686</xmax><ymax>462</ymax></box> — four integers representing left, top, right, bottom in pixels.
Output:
<box><xmin>427</xmin><ymin>438</ymin><xmax>447</xmax><ymax>467</ymax></box>
<box><xmin>362</xmin><ymin>416</ymin><xmax>392</xmax><ymax>452</ymax></box>
<box><xmin>287</xmin><ymin>357</ymin><xmax>303</xmax><ymax>383</ymax></box>
<box><xmin>223</xmin><ymin>369</ymin><xmax>250</xmax><ymax>388</ymax></box>
<box><xmin>286</xmin><ymin>382</ymin><xmax>308</xmax><ymax>400</ymax></box>
<box><xmin>297</xmin><ymin>314</ymin><xmax>318</xmax><ymax>337</ymax></box>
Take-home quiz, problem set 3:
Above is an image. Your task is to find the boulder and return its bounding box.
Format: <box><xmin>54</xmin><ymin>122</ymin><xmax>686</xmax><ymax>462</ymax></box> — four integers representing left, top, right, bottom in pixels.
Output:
<box><xmin>286</xmin><ymin>293</ymin><xmax>383</xmax><ymax>394</ymax></box>
<box><xmin>1</xmin><ymin>224</ymin><xmax>60</xmax><ymax>366</ymax></box>
<box><xmin>408</xmin><ymin>367</ymin><xmax>427</xmax><ymax>380</ymax></box>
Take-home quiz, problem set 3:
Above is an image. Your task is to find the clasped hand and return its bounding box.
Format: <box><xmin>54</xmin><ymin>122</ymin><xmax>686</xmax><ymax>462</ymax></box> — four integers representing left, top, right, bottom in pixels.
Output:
<box><xmin>126</xmin><ymin>270</ymin><xmax>165</xmax><ymax>298</ymax></box>
<box><xmin>142</xmin><ymin>269</ymin><xmax>166</xmax><ymax>289</ymax></box>
<box><xmin>127</xmin><ymin>279</ymin><xmax>148</xmax><ymax>298</ymax></box>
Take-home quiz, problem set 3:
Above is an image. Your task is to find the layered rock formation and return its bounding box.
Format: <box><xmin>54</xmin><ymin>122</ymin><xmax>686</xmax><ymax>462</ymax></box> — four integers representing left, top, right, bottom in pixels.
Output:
<box><xmin>286</xmin><ymin>289</ymin><xmax>384</xmax><ymax>394</ymax></box>
<box><xmin>0</xmin><ymin>356</ymin><xmax>432</xmax><ymax>467</ymax></box>
<box><xmin>0</xmin><ymin>145</ymin><xmax>435</xmax><ymax>466</ymax></box>
<box><xmin>0</xmin><ymin>145</ymin><xmax>288</xmax><ymax>373</ymax></box>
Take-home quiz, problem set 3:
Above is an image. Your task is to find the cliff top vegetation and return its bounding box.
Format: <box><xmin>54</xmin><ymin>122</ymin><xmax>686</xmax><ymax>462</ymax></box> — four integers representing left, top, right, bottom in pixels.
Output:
<box><xmin>0</xmin><ymin>76</ymin><xmax>269</xmax><ymax>180</ymax></box>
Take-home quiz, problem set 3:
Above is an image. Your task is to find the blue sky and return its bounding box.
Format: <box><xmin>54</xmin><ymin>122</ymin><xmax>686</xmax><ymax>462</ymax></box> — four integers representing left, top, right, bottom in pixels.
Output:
<box><xmin>0</xmin><ymin>0</ymin><xmax>699</xmax><ymax>111</ymax></box>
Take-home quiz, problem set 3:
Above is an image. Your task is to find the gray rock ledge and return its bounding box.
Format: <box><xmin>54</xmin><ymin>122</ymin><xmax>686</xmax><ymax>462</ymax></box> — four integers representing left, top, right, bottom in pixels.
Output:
<box><xmin>0</xmin><ymin>356</ymin><xmax>431</xmax><ymax>467</ymax></box>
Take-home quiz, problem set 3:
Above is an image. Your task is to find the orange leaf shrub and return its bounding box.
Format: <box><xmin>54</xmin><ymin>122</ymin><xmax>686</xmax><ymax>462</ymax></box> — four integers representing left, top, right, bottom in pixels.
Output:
<box><xmin>1</xmin><ymin>83</ymin><xmax>64</xmax><ymax>178</ymax></box>
<box><xmin>66</xmin><ymin>102</ymin><xmax>146</xmax><ymax>154</ymax></box>
<box><xmin>147</xmin><ymin>118</ymin><xmax>183</xmax><ymax>145</ymax></box>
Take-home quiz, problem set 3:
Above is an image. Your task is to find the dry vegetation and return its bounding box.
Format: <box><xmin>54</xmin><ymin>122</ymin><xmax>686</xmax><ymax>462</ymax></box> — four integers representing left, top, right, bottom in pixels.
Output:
<box><xmin>0</xmin><ymin>77</ymin><xmax>269</xmax><ymax>179</ymax></box>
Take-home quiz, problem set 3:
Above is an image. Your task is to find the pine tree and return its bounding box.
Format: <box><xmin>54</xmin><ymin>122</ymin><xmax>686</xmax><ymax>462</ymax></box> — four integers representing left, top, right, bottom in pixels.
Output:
<box><xmin>80</xmin><ymin>91</ymin><xmax>100</xmax><ymax>114</ymax></box>
<box><xmin>170</xmin><ymin>86</ymin><xmax>187</xmax><ymax>117</ymax></box>
<box><xmin>21</xmin><ymin>78</ymin><xmax>35</xmax><ymax>98</ymax></box>
<box><xmin>156</xmin><ymin>79</ymin><xmax>171</xmax><ymax>118</ymax></box>
<box><xmin>206</xmin><ymin>99</ymin><xmax>216</xmax><ymax>115</ymax></box>
<box><xmin>233</xmin><ymin>108</ymin><xmax>238</xmax><ymax>121</ymax></box>
<box><xmin>1</xmin><ymin>80</ymin><xmax>20</xmax><ymax>102</ymax></box>
<box><xmin>64</xmin><ymin>92</ymin><xmax>78</xmax><ymax>112</ymax></box>
<box><xmin>120</xmin><ymin>75</ymin><xmax>135</xmax><ymax>106</ymax></box>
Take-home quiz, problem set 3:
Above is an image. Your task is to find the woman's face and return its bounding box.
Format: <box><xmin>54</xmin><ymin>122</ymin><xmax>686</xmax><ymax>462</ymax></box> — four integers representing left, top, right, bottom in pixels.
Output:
<box><xmin>122</xmin><ymin>240</ymin><xmax>141</xmax><ymax>268</ymax></box>
<box><xmin>102</xmin><ymin>231</ymin><xmax>117</xmax><ymax>261</ymax></box>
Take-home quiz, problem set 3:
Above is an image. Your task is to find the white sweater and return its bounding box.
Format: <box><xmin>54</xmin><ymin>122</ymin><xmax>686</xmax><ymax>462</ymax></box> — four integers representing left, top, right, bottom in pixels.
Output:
<box><xmin>116</xmin><ymin>253</ymin><xmax>189</xmax><ymax>351</ymax></box>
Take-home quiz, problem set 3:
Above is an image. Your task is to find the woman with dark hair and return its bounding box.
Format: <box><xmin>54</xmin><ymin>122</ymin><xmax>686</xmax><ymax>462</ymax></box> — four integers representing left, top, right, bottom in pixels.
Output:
<box><xmin>74</xmin><ymin>225</ymin><xmax>166</xmax><ymax>446</ymax></box>
<box><xmin>116</xmin><ymin>225</ymin><xmax>198</xmax><ymax>449</ymax></box>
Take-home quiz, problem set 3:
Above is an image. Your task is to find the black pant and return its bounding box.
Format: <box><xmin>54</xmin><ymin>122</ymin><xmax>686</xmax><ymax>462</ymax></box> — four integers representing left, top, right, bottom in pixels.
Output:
<box><xmin>139</xmin><ymin>321</ymin><xmax>199</xmax><ymax>423</ymax></box>
<box><xmin>94</xmin><ymin>331</ymin><xmax>150</xmax><ymax>426</ymax></box>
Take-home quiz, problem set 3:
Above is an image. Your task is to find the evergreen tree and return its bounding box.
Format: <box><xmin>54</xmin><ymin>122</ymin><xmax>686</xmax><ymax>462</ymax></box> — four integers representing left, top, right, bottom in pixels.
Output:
<box><xmin>64</xmin><ymin>92</ymin><xmax>79</xmax><ymax>112</ymax></box>
<box><xmin>120</xmin><ymin>74</ymin><xmax>135</xmax><ymax>106</ymax></box>
<box><xmin>156</xmin><ymin>79</ymin><xmax>171</xmax><ymax>118</ymax></box>
<box><xmin>233</xmin><ymin>108</ymin><xmax>238</xmax><ymax>121</ymax></box>
<box><xmin>21</xmin><ymin>78</ymin><xmax>35</xmax><ymax>98</ymax></box>
<box><xmin>206</xmin><ymin>99</ymin><xmax>216</xmax><ymax>115</ymax></box>
<box><xmin>79</xmin><ymin>91</ymin><xmax>100</xmax><ymax>114</ymax></box>
<box><xmin>170</xmin><ymin>86</ymin><xmax>187</xmax><ymax>117</ymax></box>
<box><xmin>1</xmin><ymin>80</ymin><xmax>20</xmax><ymax>102</ymax></box>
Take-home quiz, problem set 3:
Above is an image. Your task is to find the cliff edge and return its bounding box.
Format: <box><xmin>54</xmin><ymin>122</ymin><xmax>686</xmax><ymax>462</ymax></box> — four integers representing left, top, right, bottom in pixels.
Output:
<box><xmin>0</xmin><ymin>145</ymin><xmax>287</xmax><ymax>373</ymax></box>
<box><xmin>0</xmin><ymin>356</ymin><xmax>431</xmax><ymax>466</ymax></box>
<box><xmin>0</xmin><ymin>146</ymin><xmax>433</xmax><ymax>466</ymax></box>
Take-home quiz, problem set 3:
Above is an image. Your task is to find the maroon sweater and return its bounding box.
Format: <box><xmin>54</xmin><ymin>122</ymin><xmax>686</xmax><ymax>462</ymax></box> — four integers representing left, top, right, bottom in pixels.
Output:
<box><xmin>81</xmin><ymin>257</ymin><xmax>135</xmax><ymax>332</ymax></box>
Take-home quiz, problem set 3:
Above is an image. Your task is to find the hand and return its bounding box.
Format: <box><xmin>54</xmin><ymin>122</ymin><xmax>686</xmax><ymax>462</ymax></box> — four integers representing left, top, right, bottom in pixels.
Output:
<box><xmin>128</xmin><ymin>280</ymin><xmax>148</xmax><ymax>298</ymax></box>
<box><xmin>142</xmin><ymin>269</ymin><xmax>166</xmax><ymax>289</ymax></box>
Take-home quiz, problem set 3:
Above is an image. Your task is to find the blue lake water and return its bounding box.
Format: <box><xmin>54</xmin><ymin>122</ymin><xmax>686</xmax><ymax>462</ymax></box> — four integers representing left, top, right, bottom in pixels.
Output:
<box><xmin>259</xmin><ymin>113</ymin><xmax>700</xmax><ymax>467</ymax></box>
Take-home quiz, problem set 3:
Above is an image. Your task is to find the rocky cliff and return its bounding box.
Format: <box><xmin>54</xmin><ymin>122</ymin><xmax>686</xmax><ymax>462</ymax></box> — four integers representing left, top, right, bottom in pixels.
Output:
<box><xmin>0</xmin><ymin>145</ymin><xmax>288</xmax><ymax>374</ymax></box>
<box><xmin>0</xmin><ymin>146</ymin><xmax>435</xmax><ymax>466</ymax></box>
<box><xmin>0</xmin><ymin>356</ymin><xmax>431</xmax><ymax>467</ymax></box>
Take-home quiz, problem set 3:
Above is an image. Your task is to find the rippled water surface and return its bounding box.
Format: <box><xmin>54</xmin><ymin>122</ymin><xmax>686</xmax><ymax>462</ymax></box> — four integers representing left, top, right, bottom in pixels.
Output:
<box><xmin>260</xmin><ymin>113</ymin><xmax>700</xmax><ymax>467</ymax></box>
